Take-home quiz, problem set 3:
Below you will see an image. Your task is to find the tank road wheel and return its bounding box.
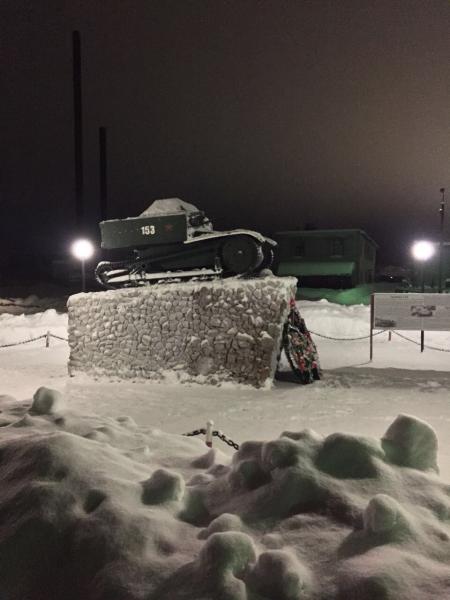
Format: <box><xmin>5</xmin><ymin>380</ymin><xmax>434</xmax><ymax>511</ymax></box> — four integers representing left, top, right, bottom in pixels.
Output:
<box><xmin>220</xmin><ymin>236</ymin><xmax>263</xmax><ymax>275</ymax></box>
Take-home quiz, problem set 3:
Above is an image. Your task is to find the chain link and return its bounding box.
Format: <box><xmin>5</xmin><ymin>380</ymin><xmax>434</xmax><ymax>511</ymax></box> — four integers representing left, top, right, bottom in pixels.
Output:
<box><xmin>310</xmin><ymin>327</ymin><xmax>450</xmax><ymax>351</ymax></box>
<box><xmin>309</xmin><ymin>329</ymin><xmax>387</xmax><ymax>341</ymax></box>
<box><xmin>212</xmin><ymin>430</ymin><xmax>240</xmax><ymax>450</ymax></box>
<box><xmin>182</xmin><ymin>428</ymin><xmax>240</xmax><ymax>450</ymax></box>
<box><xmin>182</xmin><ymin>428</ymin><xmax>206</xmax><ymax>437</ymax></box>
<box><xmin>0</xmin><ymin>334</ymin><xmax>47</xmax><ymax>348</ymax></box>
<box><xmin>0</xmin><ymin>332</ymin><xmax>69</xmax><ymax>348</ymax></box>
<box><xmin>49</xmin><ymin>333</ymin><xmax>69</xmax><ymax>342</ymax></box>
<box><xmin>391</xmin><ymin>330</ymin><xmax>450</xmax><ymax>352</ymax></box>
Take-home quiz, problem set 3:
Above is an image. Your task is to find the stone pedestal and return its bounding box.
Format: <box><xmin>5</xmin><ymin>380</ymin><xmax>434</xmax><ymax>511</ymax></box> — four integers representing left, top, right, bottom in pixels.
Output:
<box><xmin>68</xmin><ymin>276</ymin><xmax>296</xmax><ymax>387</ymax></box>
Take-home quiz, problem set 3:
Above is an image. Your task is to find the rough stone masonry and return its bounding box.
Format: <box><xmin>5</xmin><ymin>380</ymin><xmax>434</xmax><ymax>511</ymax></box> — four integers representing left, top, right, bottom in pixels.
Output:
<box><xmin>67</xmin><ymin>276</ymin><xmax>296</xmax><ymax>387</ymax></box>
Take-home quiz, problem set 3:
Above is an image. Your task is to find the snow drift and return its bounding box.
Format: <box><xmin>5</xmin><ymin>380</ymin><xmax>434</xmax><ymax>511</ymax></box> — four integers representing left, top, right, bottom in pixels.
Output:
<box><xmin>0</xmin><ymin>389</ymin><xmax>448</xmax><ymax>599</ymax></box>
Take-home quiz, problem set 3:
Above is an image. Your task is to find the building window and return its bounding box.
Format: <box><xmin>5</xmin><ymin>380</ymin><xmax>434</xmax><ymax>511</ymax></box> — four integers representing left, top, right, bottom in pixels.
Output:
<box><xmin>331</xmin><ymin>239</ymin><xmax>344</xmax><ymax>257</ymax></box>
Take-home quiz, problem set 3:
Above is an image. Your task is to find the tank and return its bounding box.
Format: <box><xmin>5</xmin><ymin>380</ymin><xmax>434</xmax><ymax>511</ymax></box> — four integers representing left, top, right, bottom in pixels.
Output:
<box><xmin>95</xmin><ymin>198</ymin><xmax>276</xmax><ymax>288</ymax></box>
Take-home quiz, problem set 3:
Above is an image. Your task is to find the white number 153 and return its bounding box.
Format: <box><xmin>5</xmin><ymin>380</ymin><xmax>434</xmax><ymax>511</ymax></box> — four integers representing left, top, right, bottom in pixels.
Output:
<box><xmin>141</xmin><ymin>225</ymin><xmax>156</xmax><ymax>235</ymax></box>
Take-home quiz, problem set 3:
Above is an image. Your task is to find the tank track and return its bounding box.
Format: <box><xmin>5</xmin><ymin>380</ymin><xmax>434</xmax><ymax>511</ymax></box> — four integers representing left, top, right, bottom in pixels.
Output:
<box><xmin>95</xmin><ymin>236</ymin><xmax>274</xmax><ymax>290</ymax></box>
<box><xmin>95</xmin><ymin>259</ymin><xmax>224</xmax><ymax>289</ymax></box>
<box><xmin>95</xmin><ymin>250</ymin><xmax>273</xmax><ymax>289</ymax></box>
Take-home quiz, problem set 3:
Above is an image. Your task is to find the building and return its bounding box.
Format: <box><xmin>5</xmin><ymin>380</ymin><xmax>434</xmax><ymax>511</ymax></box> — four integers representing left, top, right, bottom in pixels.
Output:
<box><xmin>275</xmin><ymin>229</ymin><xmax>378</xmax><ymax>288</ymax></box>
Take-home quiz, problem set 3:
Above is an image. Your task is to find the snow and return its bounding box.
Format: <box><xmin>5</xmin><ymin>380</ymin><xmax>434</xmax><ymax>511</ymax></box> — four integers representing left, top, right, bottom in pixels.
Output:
<box><xmin>0</xmin><ymin>308</ymin><xmax>67</xmax><ymax>346</ymax></box>
<box><xmin>30</xmin><ymin>386</ymin><xmax>66</xmax><ymax>415</ymax></box>
<box><xmin>0</xmin><ymin>393</ymin><xmax>448</xmax><ymax>599</ymax></box>
<box><xmin>2</xmin><ymin>296</ymin><xmax>450</xmax><ymax>597</ymax></box>
<box><xmin>140</xmin><ymin>197</ymin><xmax>201</xmax><ymax>216</ymax></box>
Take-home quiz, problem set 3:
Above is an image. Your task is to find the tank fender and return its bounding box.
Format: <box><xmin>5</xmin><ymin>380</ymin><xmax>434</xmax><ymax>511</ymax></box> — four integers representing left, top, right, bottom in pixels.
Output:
<box><xmin>184</xmin><ymin>229</ymin><xmax>276</xmax><ymax>246</ymax></box>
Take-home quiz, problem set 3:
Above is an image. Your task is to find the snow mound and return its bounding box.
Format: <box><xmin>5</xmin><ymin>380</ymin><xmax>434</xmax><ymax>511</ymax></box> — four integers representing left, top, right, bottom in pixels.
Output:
<box><xmin>0</xmin><ymin>308</ymin><xmax>67</xmax><ymax>346</ymax></box>
<box><xmin>140</xmin><ymin>197</ymin><xmax>200</xmax><ymax>216</ymax></box>
<box><xmin>382</xmin><ymin>413</ymin><xmax>439</xmax><ymax>472</ymax></box>
<box><xmin>30</xmin><ymin>386</ymin><xmax>65</xmax><ymax>415</ymax></box>
<box><xmin>0</xmin><ymin>391</ymin><xmax>448</xmax><ymax>599</ymax></box>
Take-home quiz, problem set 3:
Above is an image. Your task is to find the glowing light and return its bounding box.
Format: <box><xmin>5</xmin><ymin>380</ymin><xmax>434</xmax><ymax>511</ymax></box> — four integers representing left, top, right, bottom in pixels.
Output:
<box><xmin>71</xmin><ymin>239</ymin><xmax>94</xmax><ymax>261</ymax></box>
<box><xmin>411</xmin><ymin>240</ymin><xmax>435</xmax><ymax>262</ymax></box>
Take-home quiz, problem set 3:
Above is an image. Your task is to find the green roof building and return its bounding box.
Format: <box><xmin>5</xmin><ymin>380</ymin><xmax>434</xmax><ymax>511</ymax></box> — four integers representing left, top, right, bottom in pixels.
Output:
<box><xmin>275</xmin><ymin>229</ymin><xmax>378</xmax><ymax>289</ymax></box>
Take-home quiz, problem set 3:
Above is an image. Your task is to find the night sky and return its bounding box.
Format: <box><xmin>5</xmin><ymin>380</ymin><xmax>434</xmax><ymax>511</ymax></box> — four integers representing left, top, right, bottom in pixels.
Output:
<box><xmin>2</xmin><ymin>0</ymin><xmax>450</xmax><ymax>272</ymax></box>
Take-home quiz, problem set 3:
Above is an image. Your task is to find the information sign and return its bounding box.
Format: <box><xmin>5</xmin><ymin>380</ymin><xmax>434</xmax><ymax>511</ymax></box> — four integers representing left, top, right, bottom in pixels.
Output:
<box><xmin>373</xmin><ymin>293</ymin><xmax>450</xmax><ymax>332</ymax></box>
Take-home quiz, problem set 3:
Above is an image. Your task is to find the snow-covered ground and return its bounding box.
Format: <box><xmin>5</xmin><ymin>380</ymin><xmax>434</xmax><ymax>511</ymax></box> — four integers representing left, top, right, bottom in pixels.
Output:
<box><xmin>1</xmin><ymin>297</ymin><xmax>450</xmax><ymax>598</ymax></box>
<box><xmin>1</xmin><ymin>299</ymin><xmax>449</xmax><ymax>480</ymax></box>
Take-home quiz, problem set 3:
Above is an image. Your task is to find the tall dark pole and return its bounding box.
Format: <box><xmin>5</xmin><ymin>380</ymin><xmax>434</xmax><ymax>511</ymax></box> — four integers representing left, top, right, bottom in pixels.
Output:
<box><xmin>438</xmin><ymin>187</ymin><xmax>445</xmax><ymax>293</ymax></box>
<box><xmin>420</xmin><ymin>262</ymin><xmax>425</xmax><ymax>352</ymax></box>
<box><xmin>99</xmin><ymin>127</ymin><xmax>108</xmax><ymax>222</ymax></box>
<box><xmin>81</xmin><ymin>259</ymin><xmax>86</xmax><ymax>293</ymax></box>
<box><xmin>72</xmin><ymin>31</ymin><xmax>84</xmax><ymax>231</ymax></box>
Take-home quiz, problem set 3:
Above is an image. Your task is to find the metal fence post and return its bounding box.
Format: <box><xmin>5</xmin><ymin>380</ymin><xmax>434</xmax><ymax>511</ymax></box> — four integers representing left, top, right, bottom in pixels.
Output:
<box><xmin>206</xmin><ymin>420</ymin><xmax>214</xmax><ymax>448</ymax></box>
<box><xmin>370</xmin><ymin>294</ymin><xmax>374</xmax><ymax>361</ymax></box>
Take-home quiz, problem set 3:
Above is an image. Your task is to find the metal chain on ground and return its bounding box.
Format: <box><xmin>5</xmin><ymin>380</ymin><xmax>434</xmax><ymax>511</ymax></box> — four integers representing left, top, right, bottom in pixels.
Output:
<box><xmin>182</xmin><ymin>428</ymin><xmax>206</xmax><ymax>437</ymax></box>
<box><xmin>182</xmin><ymin>428</ymin><xmax>240</xmax><ymax>450</ymax></box>
<box><xmin>212</xmin><ymin>430</ymin><xmax>240</xmax><ymax>450</ymax></box>
<box><xmin>308</xmin><ymin>329</ymin><xmax>387</xmax><ymax>341</ymax></box>
<box><xmin>391</xmin><ymin>330</ymin><xmax>450</xmax><ymax>352</ymax></box>
<box><xmin>0</xmin><ymin>334</ymin><xmax>47</xmax><ymax>348</ymax></box>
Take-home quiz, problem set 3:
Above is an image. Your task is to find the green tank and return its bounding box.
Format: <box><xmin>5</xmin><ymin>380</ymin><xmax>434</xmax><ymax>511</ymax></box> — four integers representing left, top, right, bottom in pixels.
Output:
<box><xmin>95</xmin><ymin>198</ymin><xmax>276</xmax><ymax>288</ymax></box>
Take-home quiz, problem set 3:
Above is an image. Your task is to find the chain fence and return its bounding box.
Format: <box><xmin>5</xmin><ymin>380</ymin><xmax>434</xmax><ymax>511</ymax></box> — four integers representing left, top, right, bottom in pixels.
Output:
<box><xmin>307</xmin><ymin>328</ymin><xmax>450</xmax><ymax>352</ymax></box>
<box><xmin>390</xmin><ymin>330</ymin><xmax>450</xmax><ymax>353</ymax></box>
<box><xmin>47</xmin><ymin>333</ymin><xmax>69</xmax><ymax>342</ymax></box>
<box><xmin>0</xmin><ymin>329</ymin><xmax>450</xmax><ymax>354</ymax></box>
<box><xmin>309</xmin><ymin>329</ymin><xmax>386</xmax><ymax>341</ymax></box>
<box><xmin>1</xmin><ymin>327</ymin><xmax>450</xmax><ymax>353</ymax></box>
<box><xmin>183</xmin><ymin>426</ymin><xmax>240</xmax><ymax>450</ymax></box>
<box><xmin>0</xmin><ymin>332</ymin><xmax>68</xmax><ymax>349</ymax></box>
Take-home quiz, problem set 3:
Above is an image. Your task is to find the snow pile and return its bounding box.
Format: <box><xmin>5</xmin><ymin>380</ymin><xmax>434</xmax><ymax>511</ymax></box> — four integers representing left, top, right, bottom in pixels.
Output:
<box><xmin>0</xmin><ymin>389</ymin><xmax>448</xmax><ymax>600</ymax></box>
<box><xmin>300</xmin><ymin>299</ymin><xmax>370</xmax><ymax>339</ymax></box>
<box><xmin>139</xmin><ymin>197</ymin><xmax>201</xmax><ymax>216</ymax></box>
<box><xmin>0</xmin><ymin>309</ymin><xmax>67</xmax><ymax>346</ymax></box>
<box><xmin>68</xmin><ymin>277</ymin><xmax>296</xmax><ymax>387</ymax></box>
<box><xmin>139</xmin><ymin>198</ymin><xmax>213</xmax><ymax>235</ymax></box>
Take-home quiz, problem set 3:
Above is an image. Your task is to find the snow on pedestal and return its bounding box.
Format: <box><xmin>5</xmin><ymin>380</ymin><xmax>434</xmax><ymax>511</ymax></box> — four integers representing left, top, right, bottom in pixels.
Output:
<box><xmin>67</xmin><ymin>276</ymin><xmax>296</xmax><ymax>387</ymax></box>
<box><xmin>0</xmin><ymin>393</ymin><xmax>448</xmax><ymax>600</ymax></box>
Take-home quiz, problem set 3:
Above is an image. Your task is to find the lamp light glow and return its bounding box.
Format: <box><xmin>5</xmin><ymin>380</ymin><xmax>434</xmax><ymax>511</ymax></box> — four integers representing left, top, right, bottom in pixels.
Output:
<box><xmin>71</xmin><ymin>239</ymin><xmax>94</xmax><ymax>261</ymax></box>
<box><xmin>411</xmin><ymin>240</ymin><xmax>435</xmax><ymax>262</ymax></box>
<box><xmin>71</xmin><ymin>239</ymin><xmax>94</xmax><ymax>292</ymax></box>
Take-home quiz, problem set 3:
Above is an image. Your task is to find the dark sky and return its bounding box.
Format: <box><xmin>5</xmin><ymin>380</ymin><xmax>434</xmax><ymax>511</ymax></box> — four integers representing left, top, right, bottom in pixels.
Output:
<box><xmin>2</xmin><ymin>0</ymin><xmax>450</xmax><ymax>268</ymax></box>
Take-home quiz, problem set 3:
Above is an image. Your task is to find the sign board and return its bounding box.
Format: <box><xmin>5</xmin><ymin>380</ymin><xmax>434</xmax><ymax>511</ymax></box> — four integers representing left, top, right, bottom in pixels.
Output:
<box><xmin>373</xmin><ymin>293</ymin><xmax>450</xmax><ymax>332</ymax></box>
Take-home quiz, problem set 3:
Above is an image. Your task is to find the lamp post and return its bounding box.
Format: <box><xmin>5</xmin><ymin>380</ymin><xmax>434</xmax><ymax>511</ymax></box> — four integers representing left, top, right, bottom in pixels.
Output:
<box><xmin>411</xmin><ymin>240</ymin><xmax>435</xmax><ymax>353</ymax></box>
<box><xmin>438</xmin><ymin>188</ymin><xmax>445</xmax><ymax>293</ymax></box>
<box><xmin>71</xmin><ymin>239</ymin><xmax>94</xmax><ymax>292</ymax></box>
<box><xmin>411</xmin><ymin>240</ymin><xmax>435</xmax><ymax>292</ymax></box>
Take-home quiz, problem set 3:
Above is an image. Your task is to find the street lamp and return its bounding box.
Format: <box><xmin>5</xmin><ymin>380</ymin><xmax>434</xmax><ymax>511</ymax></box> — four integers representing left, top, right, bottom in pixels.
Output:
<box><xmin>71</xmin><ymin>239</ymin><xmax>94</xmax><ymax>292</ymax></box>
<box><xmin>411</xmin><ymin>240</ymin><xmax>435</xmax><ymax>354</ymax></box>
<box><xmin>411</xmin><ymin>240</ymin><xmax>435</xmax><ymax>292</ymax></box>
<box><xmin>438</xmin><ymin>188</ymin><xmax>445</xmax><ymax>293</ymax></box>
